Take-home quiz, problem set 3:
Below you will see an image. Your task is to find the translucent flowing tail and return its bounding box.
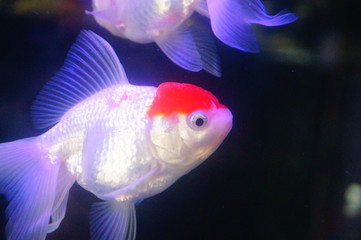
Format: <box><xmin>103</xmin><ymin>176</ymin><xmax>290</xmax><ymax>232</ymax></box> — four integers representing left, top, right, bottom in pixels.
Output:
<box><xmin>0</xmin><ymin>137</ymin><xmax>71</xmax><ymax>240</ymax></box>
<box><xmin>208</xmin><ymin>0</ymin><xmax>298</xmax><ymax>52</ymax></box>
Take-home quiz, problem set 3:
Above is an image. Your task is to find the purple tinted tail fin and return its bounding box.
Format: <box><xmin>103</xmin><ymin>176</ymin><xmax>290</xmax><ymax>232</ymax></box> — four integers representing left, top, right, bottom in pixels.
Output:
<box><xmin>208</xmin><ymin>0</ymin><xmax>298</xmax><ymax>52</ymax></box>
<box><xmin>0</xmin><ymin>137</ymin><xmax>71</xmax><ymax>240</ymax></box>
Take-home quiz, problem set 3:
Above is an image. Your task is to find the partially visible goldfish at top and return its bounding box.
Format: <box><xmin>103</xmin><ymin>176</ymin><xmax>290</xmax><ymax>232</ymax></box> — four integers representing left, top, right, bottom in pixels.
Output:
<box><xmin>87</xmin><ymin>0</ymin><xmax>298</xmax><ymax>76</ymax></box>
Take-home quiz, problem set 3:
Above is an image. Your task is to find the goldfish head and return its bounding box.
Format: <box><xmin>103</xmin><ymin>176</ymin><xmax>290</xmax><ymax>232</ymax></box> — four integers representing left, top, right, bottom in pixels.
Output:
<box><xmin>148</xmin><ymin>82</ymin><xmax>232</xmax><ymax>172</ymax></box>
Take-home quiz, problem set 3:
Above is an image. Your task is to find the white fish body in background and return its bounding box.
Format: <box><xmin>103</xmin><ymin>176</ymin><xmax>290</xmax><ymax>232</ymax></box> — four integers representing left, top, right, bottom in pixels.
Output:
<box><xmin>0</xmin><ymin>30</ymin><xmax>233</xmax><ymax>240</ymax></box>
<box><xmin>87</xmin><ymin>0</ymin><xmax>298</xmax><ymax>76</ymax></box>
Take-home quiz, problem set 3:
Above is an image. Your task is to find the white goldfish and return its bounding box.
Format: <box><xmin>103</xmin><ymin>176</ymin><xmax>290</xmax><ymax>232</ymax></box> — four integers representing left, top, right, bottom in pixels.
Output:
<box><xmin>87</xmin><ymin>0</ymin><xmax>298</xmax><ymax>76</ymax></box>
<box><xmin>0</xmin><ymin>30</ymin><xmax>233</xmax><ymax>240</ymax></box>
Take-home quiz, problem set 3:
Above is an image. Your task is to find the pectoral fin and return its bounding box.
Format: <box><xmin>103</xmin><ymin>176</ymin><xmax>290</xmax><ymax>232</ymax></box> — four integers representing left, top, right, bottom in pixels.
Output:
<box><xmin>86</xmin><ymin>6</ymin><xmax>118</xmax><ymax>24</ymax></box>
<box><xmin>195</xmin><ymin>0</ymin><xmax>210</xmax><ymax>18</ymax></box>
<box><xmin>155</xmin><ymin>16</ymin><xmax>221</xmax><ymax>77</ymax></box>
<box><xmin>48</xmin><ymin>164</ymin><xmax>75</xmax><ymax>233</ymax></box>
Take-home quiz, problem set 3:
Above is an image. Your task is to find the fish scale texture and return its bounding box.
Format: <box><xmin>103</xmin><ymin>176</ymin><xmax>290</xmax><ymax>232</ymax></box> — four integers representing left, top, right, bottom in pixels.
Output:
<box><xmin>40</xmin><ymin>85</ymin><xmax>158</xmax><ymax>198</ymax></box>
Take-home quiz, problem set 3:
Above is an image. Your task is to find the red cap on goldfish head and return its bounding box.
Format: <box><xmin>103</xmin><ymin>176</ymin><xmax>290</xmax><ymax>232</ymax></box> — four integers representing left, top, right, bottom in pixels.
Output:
<box><xmin>147</xmin><ymin>82</ymin><xmax>227</xmax><ymax>117</ymax></box>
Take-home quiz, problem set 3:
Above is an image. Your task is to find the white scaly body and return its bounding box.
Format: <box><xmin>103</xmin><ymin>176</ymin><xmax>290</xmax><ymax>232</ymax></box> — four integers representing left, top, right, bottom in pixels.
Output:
<box><xmin>40</xmin><ymin>85</ymin><xmax>160</xmax><ymax>201</ymax></box>
<box><xmin>90</xmin><ymin>0</ymin><xmax>202</xmax><ymax>44</ymax></box>
<box><xmin>0</xmin><ymin>31</ymin><xmax>233</xmax><ymax>240</ymax></box>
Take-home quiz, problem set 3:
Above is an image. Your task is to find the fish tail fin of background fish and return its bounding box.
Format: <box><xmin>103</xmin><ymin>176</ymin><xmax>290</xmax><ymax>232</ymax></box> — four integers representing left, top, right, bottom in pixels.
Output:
<box><xmin>0</xmin><ymin>30</ymin><xmax>233</xmax><ymax>240</ymax></box>
<box><xmin>87</xmin><ymin>0</ymin><xmax>298</xmax><ymax>77</ymax></box>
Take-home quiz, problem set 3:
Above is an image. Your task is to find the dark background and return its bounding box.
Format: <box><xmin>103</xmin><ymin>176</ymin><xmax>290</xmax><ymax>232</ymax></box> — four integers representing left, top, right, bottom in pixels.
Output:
<box><xmin>0</xmin><ymin>0</ymin><xmax>361</xmax><ymax>239</ymax></box>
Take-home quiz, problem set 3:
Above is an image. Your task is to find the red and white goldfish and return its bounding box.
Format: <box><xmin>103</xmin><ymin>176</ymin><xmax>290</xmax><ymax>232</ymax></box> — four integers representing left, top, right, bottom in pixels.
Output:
<box><xmin>0</xmin><ymin>30</ymin><xmax>232</xmax><ymax>240</ymax></box>
<box><xmin>87</xmin><ymin>0</ymin><xmax>298</xmax><ymax>76</ymax></box>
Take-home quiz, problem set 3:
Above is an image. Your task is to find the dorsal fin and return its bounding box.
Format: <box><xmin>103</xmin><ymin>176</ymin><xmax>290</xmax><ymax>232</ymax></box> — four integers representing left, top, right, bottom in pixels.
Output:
<box><xmin>31</xmin><ymin>30</ymin><xmax>129</xmax><ymax>129</ymax></box>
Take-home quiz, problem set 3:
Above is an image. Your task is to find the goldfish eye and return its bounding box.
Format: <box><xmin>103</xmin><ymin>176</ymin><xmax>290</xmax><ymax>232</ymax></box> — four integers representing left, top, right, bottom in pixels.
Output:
<box><xmin>188</xmin><ymin>111</ymin><xmax>208</xmax><ymax>130</ymax></box>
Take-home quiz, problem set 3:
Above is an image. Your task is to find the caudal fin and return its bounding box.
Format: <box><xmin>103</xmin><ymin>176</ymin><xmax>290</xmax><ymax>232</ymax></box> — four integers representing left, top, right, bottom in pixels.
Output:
<box><xmin>208</xmin><ymin>0</ymin><xmax>298</xmax><ymax>52</ymax></box>
<box><xmin>0</xmin><ymin>137</ymin><xmax>66</xmax><ymax>240</ymax></box>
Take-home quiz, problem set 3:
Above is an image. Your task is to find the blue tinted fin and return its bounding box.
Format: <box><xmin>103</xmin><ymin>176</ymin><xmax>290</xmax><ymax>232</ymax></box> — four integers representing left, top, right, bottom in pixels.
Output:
<box><xmin>0</xmin><ymin>137</ymin><xmax>62</xmax><ymax>240</ymax></box>
<box><xmin>155</xmin><ymin>22</ymin><xmax>202</xmax><ymax>72</ymax></box>
<box><xmin>155</xmin><ymin>16</ymin><xmax>221</xmax><ymax>77</ymax></box>
<box><xmin>189</xmin><ymin>16</ymin><xmax>221</xmax><ymax>77</ymax></box>
<box><xmin>31</xmin><ymin>30</ymin><xmax>129</xmax><ymax>129</ymax></box>
<box><xmin>208</xmin><ymin>0</ymin><xmax>298</xmax><ymax>52</ymax></box>
<box><xmin>90</xmin><ymin>201</ymin><xmax>136</xmax><ymax>240</ymax></box>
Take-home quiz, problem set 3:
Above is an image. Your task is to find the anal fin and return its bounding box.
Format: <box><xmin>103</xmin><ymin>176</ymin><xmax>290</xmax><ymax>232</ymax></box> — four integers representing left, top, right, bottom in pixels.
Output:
<box><xmin>90</xmin><ymin>201</ymin><xmax>136</xmax><ymax>240</ymax></box>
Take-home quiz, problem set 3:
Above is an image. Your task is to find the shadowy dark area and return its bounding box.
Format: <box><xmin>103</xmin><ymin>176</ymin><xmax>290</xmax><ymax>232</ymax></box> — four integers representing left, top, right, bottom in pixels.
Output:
<box><xmin>0</xmin><ymin>0</ymin><xmax>361</xmax><ymax>240</ymax></box>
